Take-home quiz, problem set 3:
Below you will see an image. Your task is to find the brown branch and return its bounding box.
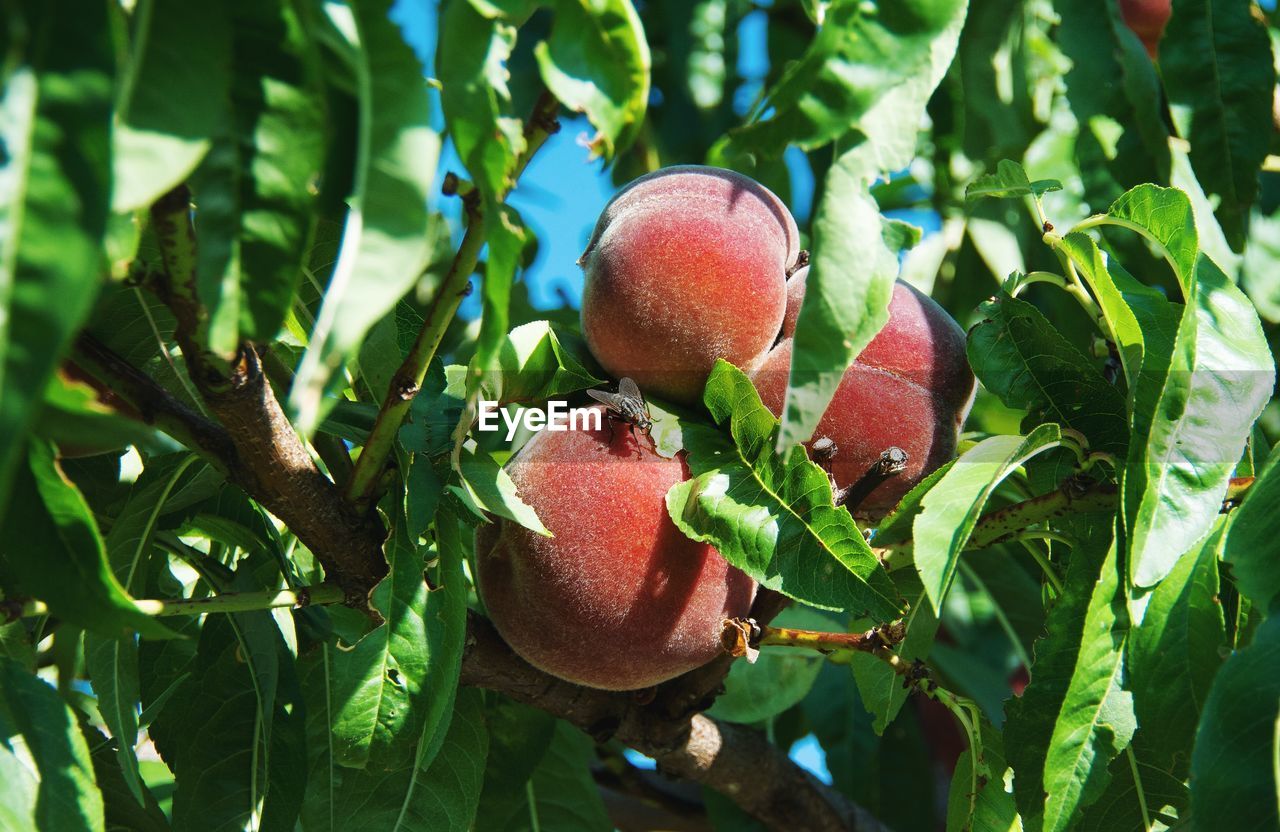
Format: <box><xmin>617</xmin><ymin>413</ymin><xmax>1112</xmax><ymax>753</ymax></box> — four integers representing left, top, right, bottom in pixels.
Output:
<box><xmin>461</xmin><ymin>614</ymin><xmax>888</xmax><ymax>832</ymax></box>
<box><xmin>108</xmin><ymin>186</ymin><xmax>391</xmax><ymax>618</ymax></box>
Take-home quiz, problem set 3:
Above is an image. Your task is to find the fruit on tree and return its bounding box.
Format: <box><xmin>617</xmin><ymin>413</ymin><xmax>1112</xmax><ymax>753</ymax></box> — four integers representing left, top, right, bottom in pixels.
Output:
<box><xmin>1118</xmin><ymin>0</ymin><xmax>1171</xmax><ymax>59</ymax></box>
<box><xmin>475</xmin><ymin>406</ymin><xmax>757</xmax><ymax>690</ymax></box>
<box><xmin>579</xmin><ymin>166</ymin><xmax>801</xmax><ymax>405</ymax></box>
<box><xmin>754</xmin><ymin>277</ymin><xmax>975</xmax><ymax>516</ymax></box>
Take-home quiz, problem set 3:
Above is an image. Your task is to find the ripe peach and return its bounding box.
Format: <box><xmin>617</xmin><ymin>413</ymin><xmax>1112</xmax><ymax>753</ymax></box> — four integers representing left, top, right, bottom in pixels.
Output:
<box><xmin>756</xmin><ymin>277</ymin><xmax>975</xmax><ymax>516</ymax></box>
<box><xmin>475</xmin><ymin>406</ymin><xmax>757</xmax><ymax>690</ymax></box>
<box><xmin>579</xmin><ymin>166</ymin><xmax>800</xmax><ymax>404</ymax></box>
<box><xmin>1118</xmin><ymin>0</ymin><xmax>1170</xmax><ymax>59</ymax></box>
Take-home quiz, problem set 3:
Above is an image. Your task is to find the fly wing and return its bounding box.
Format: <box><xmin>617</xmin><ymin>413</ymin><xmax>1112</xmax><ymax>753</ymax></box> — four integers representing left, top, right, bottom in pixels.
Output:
<box><xmin>618</xmin><ymin>377</ymin><xmax>643</xmax><ymax>401</ymax></box>
<box><xmin>586</xmin><ymin>388</ymin><xmax>622</xmax><ymax>408</ymax></box>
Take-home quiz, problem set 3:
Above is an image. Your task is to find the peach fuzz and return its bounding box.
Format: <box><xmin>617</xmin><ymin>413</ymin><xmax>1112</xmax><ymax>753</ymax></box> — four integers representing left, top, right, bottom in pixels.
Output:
<box><xmin>579</xmin><ymin>166</ymin><xmax>799</xmax><ymax>404</ymax></box>
<box><xmin>760</xmin><ymin>277</ymin><xmax>975</xmax><ymax>515</ymax></box>
<box><xmin>475</xmin><ymin>405</ymin><xmax>757</xmax><ymax>690</ymax></box>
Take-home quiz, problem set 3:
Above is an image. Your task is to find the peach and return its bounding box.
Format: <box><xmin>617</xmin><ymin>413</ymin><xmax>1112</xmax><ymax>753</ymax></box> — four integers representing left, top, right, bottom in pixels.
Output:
<box><xmin>579</xmin><ymin>166</ymin><xmax>800</xmax><ymax>404</ymax></box>
<box><xmin>1118</xmin><ymin>0</ymin><xmax>1170</xmax><ymax>59</ymax></box>
<box><xmin>475</xmin><ymin>406</ymin><xmax>757</xmax><ymax>690</ymax></box>
<box><xmin>756</xmin><ymin>277</ymin><xmax>975</xmax><ymax>516</ymax></box>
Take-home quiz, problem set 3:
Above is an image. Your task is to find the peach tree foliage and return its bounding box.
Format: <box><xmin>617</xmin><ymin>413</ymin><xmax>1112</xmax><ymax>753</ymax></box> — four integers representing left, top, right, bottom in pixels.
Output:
<box><xmin>1</xmin><ymin>0</ymin><xmax>1279</xmax><ymax>830</ymax></box>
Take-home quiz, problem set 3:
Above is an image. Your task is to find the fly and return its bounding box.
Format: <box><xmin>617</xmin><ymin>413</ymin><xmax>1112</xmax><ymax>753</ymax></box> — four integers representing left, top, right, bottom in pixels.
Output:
<box><xmin>586</xmin><ymin>377</ymin><xmax>653</xmax><ymax>439</ymax></box>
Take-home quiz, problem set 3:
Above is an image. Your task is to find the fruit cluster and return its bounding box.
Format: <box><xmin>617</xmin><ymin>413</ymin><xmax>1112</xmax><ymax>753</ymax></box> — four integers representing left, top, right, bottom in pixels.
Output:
<box><xmin>476</xmin><ymin>166</ymin><xmax>975</xmax><ymax>691</ymax></box>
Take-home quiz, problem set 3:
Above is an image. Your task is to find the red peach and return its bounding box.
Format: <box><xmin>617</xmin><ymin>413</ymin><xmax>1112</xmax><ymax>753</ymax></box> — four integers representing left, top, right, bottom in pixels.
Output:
<box><xmin>1119</xmin><ymin>0</ymin><xmax>1171</xmax><ymax>59</ymax></box>
<box><xmin>755</xmin><ymin>278</ymin><xmax>975</xmax><ymax>516</ymax></box>
<box><xmin>475</xmin><ymin>406</ymin><xmax>757</xmax><ymax>690</ymax></box>
<box><xmin>580</xmin><ymin>166</ymin><xmax>799</xmax><ymax>404</ymax></box>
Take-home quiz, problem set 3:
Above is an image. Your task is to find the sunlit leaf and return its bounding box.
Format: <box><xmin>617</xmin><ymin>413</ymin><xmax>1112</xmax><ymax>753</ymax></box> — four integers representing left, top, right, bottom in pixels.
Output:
<box><xmin>111</xmin><ymin>0</ymin><xmax>231</xmax><ymax>212</ymax></box>
<box><xmin>0</xmin><ymin>657</ymin><xmax>105</xmax><ymax>832</ymax></box>
<box><xmin>1004</xmin><ymin>524</ymin><xmax>1115</xmax><ymax>827</ymax></box>
<box><xmin>666</xmin><ymin>361</ymin><xmax>902</xmax><ymax>619</ymax></box>
<box><xmin>0</xmin><ymin>1</ymin><xmax>114</xmax><ymax>505</ymax></box>
<box><xmin>965</xmin><ymin>159</ymin><xmax>1063</xmax><ymax>202</ymax></box>
<box><xmin>192</xmin><ymin>0</ymin><xmax>327</xmax><ymax>353</ymax></box>
<box><xmin>1041</xmin><ymin>542</ymin><xmax>1134</xmax><ymax>832</ymax></box>
<box><xmin>535</xmin><ymin>0</ymin><xmax>650</xmax><ymax>158</ymax></box>
<box><xmin>438</xmin><ymin>0</ymin><xmax>524</xmax><ymax>199</ymax></box>
<box><xmin>968</xmin><ymin>291</ymin><xmax>1128</xmax><ymax>455</ymax></box>
<box><xmin>302</xmin><ymin>505</ymin><xmax>466</xmax><ymax>771</ymax></box>
<box><xmin>0</xmin><ymin>441</ymin><xmax>173</xmax><ymax>639</ymax></box>
<box><xmin>1223</xmin><ymin>443</ymin><xmax>1280</xmax><ymax>615</ymax></box>
<box><xmin>288</xmin><ymin>0</ymin><xmax>438</xmax><ymax>436</ymax></box>
<box><xmin>913</xmin><ymin>425</ymin><xmax>1067</xmax><ymax>614</ymax></box>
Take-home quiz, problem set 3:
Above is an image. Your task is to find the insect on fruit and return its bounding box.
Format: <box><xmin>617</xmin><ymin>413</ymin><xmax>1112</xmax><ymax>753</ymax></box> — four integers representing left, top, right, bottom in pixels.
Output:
<box><xmin>587</xmin><ymin>377</ymin><xmax>653</xmax><ymax>439</ymax></box>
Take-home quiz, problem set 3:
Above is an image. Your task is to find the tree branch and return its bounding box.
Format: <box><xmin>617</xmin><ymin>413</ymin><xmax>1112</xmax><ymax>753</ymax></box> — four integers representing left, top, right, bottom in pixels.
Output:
<box><xmin>461</xmin><ymin>613</ymin><xmax>888</xmax><ymax>832</ymax></box>
<box><xmin>99</xmin><ymin>191</ymin><xmax>394</xmax><ymax>618</ymax></box>
<box><xmin>344</xmin><ymin>92</ymin><xmax>564</xmax><ymax>509</ymax></box>
<box><xmin>6</xmin><ymin>585</ymin><xmax>343</xmax><ymax>621</ymax></box>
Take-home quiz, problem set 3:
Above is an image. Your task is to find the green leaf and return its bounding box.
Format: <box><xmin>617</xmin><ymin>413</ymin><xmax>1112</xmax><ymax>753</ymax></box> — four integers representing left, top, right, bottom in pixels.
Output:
<box><xmin>454</xmin><ymin>444</ymin><xmax>549</xmax><ymax>536</ymax></box>
<box><xmin>1161</xmin><ymin>0</ymin><xmax>1275</xmax><ymax>249</ymax></box>
<box><xmin>0</xmin><ymin>620</ymin><xmax>34</xmax><ymax>670</ymax></box>
<box><xmin>1055</xmin><ymin>0</ymin><xmax>1172</xmax><ymax>203</ymax></box>
<box><xmin>193</xmin><ymin>0</ymin><xmax>327</xmax><ymax>352</ymax></box>
<box><xmin>0</xmin><ymin>1</ymin><xmax>113</xmax><ymax>506</ymax></box>
<box><xmin>712</xmin><ymin>0</ymin><xmax>967</xmax><ymax>159</ymax></box>
<box><xmin>966</xmin><ymin>159</ymin><xmax>1063</xmax><ymax>202</ymax></box>
<box><xmin>33</xmin><ymin>370</ymin><xmax>165</xmax><ymax>456</ymax></box>
<box><xmin>1223</xmin><ymin>444</ymin><xmax>1280</xmax><ymax>614</ymax></box>
<box><xmin>85</xmin><ymin>454</ymin><xmax>202</xmax><ymax>806</ymax></box>
<box><xmin>482</xmin><ymin>321</ymin><xmax>605</xmax><ymax>406</ymax></box>
<box><xmin>913</xmin><ymin>425</ymin><xmax>1067</xmax><ymax>614</ymax></box>
<box><xmin>945</xmin><ymin>718</ymin><xmax>1020</xmax><ymax>832</ymax></box>
<box><xmin>774</xmin><ymin>0</ymin><xmax>967</xmax><ymax>450</ymax></box>
<box><xmin>1075</xmin><ymin>752</ymin><xmax>1189</xmax><ymax>832</ymax></box>
<box><xmin>0</xmin><ymin>441</ymin><xmax>173</xmax><ymax>639</ymax></box>
<box><xmin>1105</xmin><ymin>184</ymin><xmax>1199</xmax><ymax>290</ymax></box>
<box><xmin>665</xmin><ymin>361</ymin><xmax>902</xmax><ymax>619</ymax></box>
<box><xmin>1003</xmin><ymin>524</ymin><xmax>1113</xmax><ymax>827</ymax></box>
<box><xmin>1189</xmin><ymin>614</ymin><xmax>1280</xmax><ymax>830</ymax></box>
<box><xmin>708</xmin><ymin>606</ymin><xmax>831</xmax><ymax>724</ymax></box>
<box><xmin>400</xmin><ymin>361</ymin><xmax>466</xmax><ymax>457</ymax></box>
<box><xmin>304</xmin><ymin>506</ymin><xmax>466</xmax><ymax>771</ymax></box>
<box><xmin>288</xmin><ymin>0</ymin><xmax>439</xmax><ymax>436</ymax></box>
<box><xmin>1127</xmin><ymin>522</ymin><xmax>1225</xmax><ymax>775</ymax></box>
<box><xmin>1056</xmin><ymin>231</ymin><xmax>1180</xmax><ymax>404</ymax></box>
<box><xmin>1041</xmin><ymin>542</ymin><xmax>1135</xmax><ymax>832</ymax></box>
<box><xmin>474</xmin><ymin>696</ymin><xmax>556</xmax><ymax>831</ymax></box>
<box><xmin>1125</xmin><ymin>255</ymin><xmax>1273</xmax><ymax>588</ymax></box>
<box><xmin>438</xmin><ymin>0</ymin><xmax>524</xmax><ymax>199</ymax></box>
<box><xmin>301</xmin><ymin>686</ymin><xmax>489</xmax><ymax>831</ymax></box>
<box><xmin>111</xmin><ymin>0</ymin><xmax>232</xmax><ymax>212</ymax></box>
<box><xmin>870</xmin><ymin>460</ymin><xmax>955</xmax><ymax>548</ymax></box>
<box><xmin>1082</xmin><ymin>185</ymin><xmax>1273</xmax><ymax>587</ymax></box>
<box><xmin>535</xmin><ymin>0</ymin><xmax>650</xmax><ymax>159</ymax></box>
<box><xmin>503</xmin><ymin>721</ymin><xmax>611</xmax><ymax>832</ymax></box>
<box><xmin>469</xmin><ymin>204</ymin><xmax>527</xmax><ymax>396</ymax></box>
<box><xmin>166</xmin><ymin>614</ymin><xmax>305</xmax><ymax>832</ymax></box>
<box><xmin>967</xmin><ymin>292</ymin><xmax>1128</xmax><ymax>455</ymax></box>
<box><xmin>79</xmin><ymin>721</ymin><xmax>170</xmax><ymax>832</ymax></box>
<box><xmin>777</xmin><ymin>154</ymin><xmax>898</xmax><ymax>452</ymax></box>
<box><xmin>0</xmin><ymin>657</ymin><xmax>105</xmax><ymax>832</ymax></box>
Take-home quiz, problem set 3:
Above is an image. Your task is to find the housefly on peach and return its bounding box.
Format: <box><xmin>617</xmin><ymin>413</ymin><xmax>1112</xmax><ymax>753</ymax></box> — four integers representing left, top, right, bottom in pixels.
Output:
<box><xmin>587</xmin><ymin>377</ymin><xmax>652</xmax><ymax>439</ymax></box>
